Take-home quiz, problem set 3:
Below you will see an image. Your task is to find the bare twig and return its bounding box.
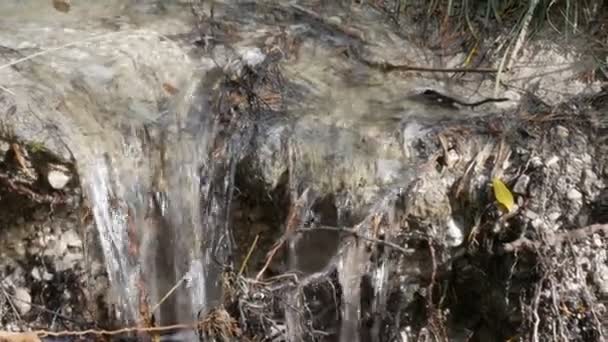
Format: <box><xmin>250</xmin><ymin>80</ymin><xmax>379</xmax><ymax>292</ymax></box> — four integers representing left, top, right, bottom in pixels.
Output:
<box><xmin>298</xmin><ymin>225</ymin><xmax>412</xmax><ymax>255</ymax></box>
<box><xmin>238</xmin><ymin>234</ymin><xmax>259</xmax><ymax>277</ymax></box>
<box><xmin>34</xmin><ymin>322</ymin><xmax>196</xmax><ymax>338</ymax></box>
<box><xmin>502</xmin><ymin>223</ymin><xmax>608</xmax><ymax>253</ymax></box>
<box><xmin>256</xmin><ymin>188</ymin><xmax>312</xmax><ymax>280</ymax></box>
<box><xmin>356</xmin><ymin>54</ymin><xmax>499</xmax><ymax>74</ymax></box>
<box><xmin>507</xmin><ymin>0</ymin><xmax>540</xmax><ymax>71</ymax></box>
<box><xmin>0</xmin><ymin>286</ymin><xmax>22</xmax><ymax>324</ymax></box>
<box><xmin>150</xmin><ymin>276</ymin><xmax>186</xmax><ymax>314</ymax></box>
<box><xmin>3</xmin><ymin>290</ymin><xmax>84</xmax><ymax>325</ymax></box>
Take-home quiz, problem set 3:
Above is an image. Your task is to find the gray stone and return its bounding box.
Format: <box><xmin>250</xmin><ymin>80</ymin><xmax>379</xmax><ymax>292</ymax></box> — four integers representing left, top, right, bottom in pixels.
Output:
<box><xmin>13</xmin><ymin>287</ymin><xmax>31</xmax><ymax>315</ymax></box>
<box><xmin>513</xmin><ymin>174</ymin><xmax>530</xmax><ymax>194</ymax></box>
<box><xmin>61</xmin><ymin>229</ymin><xmax>82</xmax><ymax>249</ymax></box>
<box><xmin>326</xmin><ymin>16</ymin><xmax>343</xmax><ymax>26</ymax></box>
<box><xmin>567</xmin><ymin>188</ymin><xmax>583</xmax><ymax>201</ymax></box>
<box><xmin>545</xmin><ymin>155</ymin><xmax>560</xmax><ymax>167</ymax></box>
<box><xmin>58</xmin><ymin>252</ymin><xmax>84</xmax><ymax>271</ymax></box>
<box><xmin>30</xmin><ymin>267</ymin><xmax>41</xmax><ymax>281</ymax></box>
<box><xmin>524</xmin><ymin>210</ymin><xmax>538</xmax><ymax>220</ymax></box>
<box><xmin>548</xmin><ymin>212</ymin><xmax>561</xmax><ymax>222</ymax></box>
<box><xmin>445</xmin><ymin>218</ymin><xmax>464</xmax><ymax>247</ymax></box>
<box><xmin>555</xmin><ymin>125</ymin><xmax>569</xmax><ymax>138</ymax></box>
<box><xmin>45</xmin><ymin>238</ymin><xmax>67</xmax><ymax>257</ymax></box>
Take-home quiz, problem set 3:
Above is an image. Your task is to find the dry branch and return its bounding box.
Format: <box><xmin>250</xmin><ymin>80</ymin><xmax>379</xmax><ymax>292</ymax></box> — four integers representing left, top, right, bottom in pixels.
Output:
<box><xmin>298</xmin><ymin>225</ymin><xmax>412</xmax><ymax>255</ymax></box>
<box><xmin>501</xmin><ymin>223</ymin><xmax>608</xmax><ymax>253</ymax></box>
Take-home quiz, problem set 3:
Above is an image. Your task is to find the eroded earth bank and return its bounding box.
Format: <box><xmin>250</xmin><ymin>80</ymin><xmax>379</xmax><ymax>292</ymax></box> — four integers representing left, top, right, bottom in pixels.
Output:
<box><xmin>0</xmin><ymin>1</ymin><xmax>607</xmax><ymax>341</ymax></box>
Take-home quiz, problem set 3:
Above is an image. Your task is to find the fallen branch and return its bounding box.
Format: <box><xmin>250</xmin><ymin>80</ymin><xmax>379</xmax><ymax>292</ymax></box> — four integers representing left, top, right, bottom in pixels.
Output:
<box><xmin>238</xmin><ymin>234</ymin><xmax>259</xmax><ymax>277</ymax></box>
<box><xmin>33</xmin><ymin>322</ymin><xmax>195</xmax><ymax>338</ymax></box>
<box><xmin>346</xmin><ymin>46</ymin><xmax>498</xmax><ymax>74</ymax></box>
<box><xmin>0</xmin><ymin>173</ymin><xmax>62</xmax><ymax>204</ymax></box>
<box><xmin>298</xmin><ymin>225</ymin><xmax>412</xmax><ymax>255</ymax></box>
<box><xmin>256</xmin><ymin>188</ymin><xmax>312</xmax><ymax>280</ymax></box>
<box><xmin>501</xmin><ymin>223</ymin><xmax>608</xmax><ymax>253</ymax></box>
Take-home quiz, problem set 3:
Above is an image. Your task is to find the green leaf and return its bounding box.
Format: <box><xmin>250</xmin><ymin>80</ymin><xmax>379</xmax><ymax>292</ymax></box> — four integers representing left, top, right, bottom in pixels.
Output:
<box><xmin>492</xmin><ymin>177</ymin><xmax>515</xmax><ymax>212</ymax></box>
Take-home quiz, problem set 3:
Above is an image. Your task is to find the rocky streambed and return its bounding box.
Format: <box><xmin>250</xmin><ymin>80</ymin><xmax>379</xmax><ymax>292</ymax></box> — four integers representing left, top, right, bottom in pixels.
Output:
<box><xmin>0</xmin><ymin>1</ymin><xmax>607</xmax><ymax>341</ymax></box>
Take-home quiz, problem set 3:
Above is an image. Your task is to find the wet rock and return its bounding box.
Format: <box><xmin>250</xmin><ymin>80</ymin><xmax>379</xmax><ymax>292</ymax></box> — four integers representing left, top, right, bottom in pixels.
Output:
<box><xmin>13</xmin><ymin>287</ymin><xmax>31</xmax><ymax>315</ymax></box>
<box><xmin>513</xmin><ymin>174</ymin><xmax>530</xmax><ymax>195</ymax></box>
<box><xmin>61</xmin><ymin>229</ymin><xmax>82</xmax><ymax>249</ymax></box>
<box><xmin>47</xmin><ymin>169</ymin><xmax>71</xmax><ymax>190</ymax></box>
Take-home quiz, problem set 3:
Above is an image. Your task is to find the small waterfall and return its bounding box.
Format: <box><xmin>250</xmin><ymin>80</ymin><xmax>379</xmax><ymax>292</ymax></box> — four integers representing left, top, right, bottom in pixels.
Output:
<box><xmin>72</xmin><ymin>64</ymin><xmax>250</xmax><ymax>325</ymax></box>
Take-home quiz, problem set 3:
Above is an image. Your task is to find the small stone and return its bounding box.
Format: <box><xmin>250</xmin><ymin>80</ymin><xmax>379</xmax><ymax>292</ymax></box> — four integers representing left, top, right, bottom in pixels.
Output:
<box><xmin>31</xmin><ymin>267</ymin><xmax>41</xmax><ymax>281</ymax></box>
<box><xmin>47</xmin><ymin>238</ymin><xmax>67</xmax><ymax>257</ymax></box>
<box><xmin>531</xmin><ymin>218</ymin><xmax>544</xmax><ymax>229</ymax></box>
<box><xmin>62</xmin><ymin>229</ymin><xmax>82</xmax><ymax>248</ymax></box>
<box><xmin>555</xmin><ymin>125</ymin><xmax>569</xmax><ymax>138</ymax></box>
<box><xmin>43</xmin><ymin>270</ymin><xmax>54</xmax><ymax>281</ymax></box>
<box><xmin>529</xmin><ymin>156</ymin><xmax>543</xmax><ymax>168</ymax></box>
<box><xmin>48</xmin><ymin>170</ymin><xmax>71</xmax><ymax>190</ymax></box>
<box><xmin>445</xmin><ymin>218</ymin><xmax>463</xmax><ymax>247</ymax></box>
<box><xmin>513</xmin><ymin>174</ymin><xmax>530</xmax><ymax>194</ymax></box>
<box><xmin>548</xmin><ymin>212</ymin><xmax>561</xmax><ymax>222</ymax></box>
<box><xmin>13</xmin><ymin>287</ymin><xmax>31</xmax><ymax>315</ymax></box>
<box><xmin>567</xmin><ymin>188</ymin><xmax>583</xmax><ymax>201</ymax></box>
<box><xmin>27</xmin><ymin>246</ymin><xmax>40</xmax><ymax>256</ymax></box>
<box><xmin>237</xmin><ymin>47</ymin><xmax>265</xmax><ymax>67</ymax></box>
<box><xmin>42</xmin><ymin>226</ymin><xmax>52</xmax><ymax>235</ymax></box>
<box><xmin>327</xmin><ymin>16</ymin><xmax>343</xmax><ymax>26</ymax></box>
<box><xmin>545</xmin><ymin>156</ymin><xmax>560</xmax><ymax>167</ymax></box>
<box><xmin>58</xmin><ymin>252</ymin><xmax>83</xmax><ymax>271</ymax></box>
<box><xmin>13</xmin><ymin>242</ymin><xmax>26</xmax><ymax>257</ymax></box>
<box><xmin>524</xmin><ymin>210</ymin><xmax>538</xmax><ymax>220</ymax></box>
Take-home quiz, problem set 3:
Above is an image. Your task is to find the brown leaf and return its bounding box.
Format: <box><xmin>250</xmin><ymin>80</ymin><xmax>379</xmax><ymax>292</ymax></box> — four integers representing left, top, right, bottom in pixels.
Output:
<box><xmin>162</xmin><ymin>82</ymin><xmax>179</xmax><ymax>95</ymax></box>
<box><xmin>10</xmin><ymin>143</ymin><xmax>35</xmax><ymax>179</ymax></box>
<box><xmin>52</xmin><ymin>0</ymin><xmax>70</xmax><ymax>13</ymax></box>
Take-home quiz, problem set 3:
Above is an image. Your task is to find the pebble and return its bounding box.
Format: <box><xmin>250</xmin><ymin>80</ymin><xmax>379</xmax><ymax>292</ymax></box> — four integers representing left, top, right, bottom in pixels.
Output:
<box><xmin>524</xmin><ymin>210</ymin><xmax>538</xmax><ymax>220</ymax></box>
<box><xmin>31</xmin><ymin>267</ymin><xmax>41</xmax><ymax>281</ymax></box>
<box><xmin>513</xmin><ymin>174</ymin><xmax>530</xmax><ymax>194</ymax></box>
<box><xmin>545</xmin><ymin>156</ymin><xmax>560</xmax><ymax>167</ymax></box>
<box><xmin>61</xmin><ymin>229</ymin><xmax>82</xmax><ymax>248</ymax></box>
<box><xmin>327</xmin><ymin>16</ymin><xmax>343</xmax><ymax>26</ymax></box>
<box><xmin>13</xmin><ymin>287</ymin><xmax>31</xmax><ymax>315</ymax></box>
<box><xmin>58</xmin><ymin>252</ymin><xmax>83</xmax><ymax>271</ymax></box>
<box><xmin>445</xmin><ymin>218</ymin><xmax>464</xmax><ymax>247</ymax></box>
<box><xmin>48</xmin><ymin>170</ymin><xmax>71</xmax><ymax>190</ymax></box>
<box><xmin>555</xmin><ymin>125</ymin><xmax>569</xmax><ymax>138</ymax></box>
<box><xmin>45</xmin><ymin>238</ymin><xmax>67</xmax><ymax>257</ymax></box>
<box><xmin>548</xmin><ymin>212</ymin><xmax>561</xmax><ymax>222</ymax></box>
<box><xmin>13</xmin><ymin>242</ymin><xmax>26</xmax><ymax>257</ymax></box>
<box><xmin>567</xmin><ymin>188</ymin><xmax>583</xmax><ymax>201</ymax></box>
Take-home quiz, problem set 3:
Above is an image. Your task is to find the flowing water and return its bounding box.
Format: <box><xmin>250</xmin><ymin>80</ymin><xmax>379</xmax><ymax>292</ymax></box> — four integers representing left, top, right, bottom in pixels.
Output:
<box><xmin>0</xmin><ymin>0</ymin><xmax>498</xmax><ymax>338</ymax></box>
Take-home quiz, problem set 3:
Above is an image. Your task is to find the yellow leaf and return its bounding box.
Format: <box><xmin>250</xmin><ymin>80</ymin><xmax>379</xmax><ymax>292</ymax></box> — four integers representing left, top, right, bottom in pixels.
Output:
<box><xmin>492</xmin><ymin>177</ymin><xmax>514</xmax><ymax>212</ymax></box>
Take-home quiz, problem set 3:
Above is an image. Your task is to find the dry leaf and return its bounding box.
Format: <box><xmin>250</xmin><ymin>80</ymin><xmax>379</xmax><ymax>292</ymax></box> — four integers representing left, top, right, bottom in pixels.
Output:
<box><xmin>10</xmin><ymin>143</ymin><xmax>35</xmax><ymax>179</ymax></box>
<box><xmin>52</xmin><ymin>0</ymin><xmax>70</xmax><ymax>13</ymax></box>
<box><xmin>162</xmin><ymin>82</ymin><xmax>179</xmax><ymax>95</ymax></box>
<box><xmin>492</xmin><ymin>177</ymin><xmax>515</xmax><ymax>213</ymax></box>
